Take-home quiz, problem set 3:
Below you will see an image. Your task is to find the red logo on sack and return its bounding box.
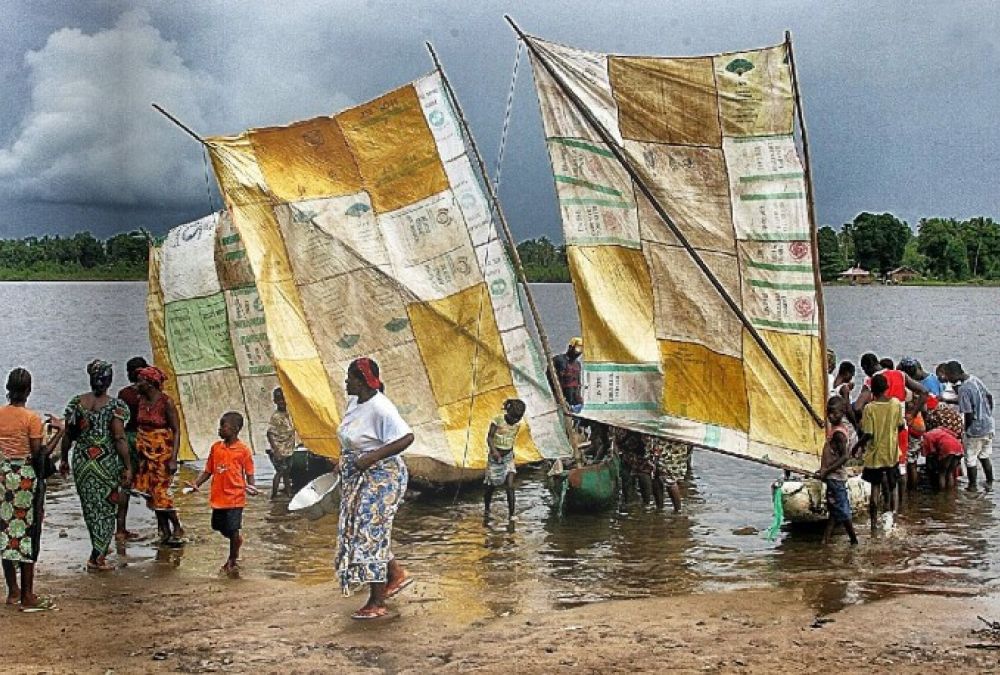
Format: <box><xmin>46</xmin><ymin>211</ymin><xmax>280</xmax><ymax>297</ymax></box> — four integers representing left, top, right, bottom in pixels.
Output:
<box><xmin>789</xmin><ymin>241</ymin><xmax>810</xmax><ymax>260</ymax></box>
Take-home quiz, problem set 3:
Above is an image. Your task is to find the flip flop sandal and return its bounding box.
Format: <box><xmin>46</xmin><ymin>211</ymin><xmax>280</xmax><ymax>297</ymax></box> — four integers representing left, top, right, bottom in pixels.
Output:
<box><xmin>351</xmin><ymin>606</ymin><xmax>389</xmax><ymax>621</ymax></box>
<box><xmin>385</xmin><ymin>574</ymin><xmax>414</xmax><ymax>599</ymax></box>
<box><xmin>86</xmin><ymin>559</ymin><xmax>115</xmax><ymax>572</ymax></box>
<box><xmin>20</xmin><ymin>597</ymin><xmax>57</xmax><ymax>613</ymax></box>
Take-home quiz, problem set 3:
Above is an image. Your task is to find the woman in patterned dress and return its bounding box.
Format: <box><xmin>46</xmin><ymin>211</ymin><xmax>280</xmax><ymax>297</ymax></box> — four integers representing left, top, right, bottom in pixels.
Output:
<box><xmin>131</xmin><ymin>366</ymin><xmax>183</xmax><ymax>544</ymax></box>
<box><xmin>1</xmin><ymin>368</ymin><xmax>64</xmax><ymax>609</ymax></box>
<box><xmin>334</xmin><ymin>357</ymin><xmax>415</xmax><ymax>620</ymax></box>
<box><xmin>60</xmin><ymin>360</ymin><xmax>133</xmax><ymax>571</ymax></box>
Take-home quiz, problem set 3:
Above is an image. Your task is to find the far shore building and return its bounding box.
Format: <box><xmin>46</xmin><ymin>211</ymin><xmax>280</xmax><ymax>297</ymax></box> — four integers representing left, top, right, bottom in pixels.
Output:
<box><xmin>838</xmin><ymin>266</ymin><xmax>874</xmax><ymax>285</ymax></box>
<box><xmin>886</xmin><ymin>265</ymin><xmax>920</xmax><ymax>284</ymax></box>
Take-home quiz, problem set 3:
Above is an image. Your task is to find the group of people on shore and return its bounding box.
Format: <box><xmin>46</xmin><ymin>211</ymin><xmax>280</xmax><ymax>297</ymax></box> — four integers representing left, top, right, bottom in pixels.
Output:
<box><xmin>5</xmin><ymin>339</ymin><xmax>991</xmax><ymax>616</ymax></box>
<box><xmin>1</xmin><ymin>358</ymin><xmax>187</xmax><ymax>609</ymax></box>
<box><xmin>0</xmin><ymin>355</ymin><xmax>418</xmax><ymax>620</ymax></box>
<box><xmin>818</xmin><ymin>350</ymin><xmax>995</xmax><ymax>544</ymax></box>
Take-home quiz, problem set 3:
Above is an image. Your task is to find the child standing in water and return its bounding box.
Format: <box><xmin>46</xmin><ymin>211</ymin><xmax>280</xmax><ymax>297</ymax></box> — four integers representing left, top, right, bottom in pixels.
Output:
<box><xmin>483</xmin><ymin>399</ymin><xmax>525</xmax><ymax>525</ymax></box>
<box><xmin>857</xmin><ymin>374</ymin><xmax>906</xmax><ymax>533</ymax></box>
<box><xmin>186</xmin><ymin>412</ymin><xmax>257</xmax><ymax>574</ymax></box>
<box><xmin>818</xmin><ymin>396</ymin><xmax>858</xmax><ymax>545</ymax></box>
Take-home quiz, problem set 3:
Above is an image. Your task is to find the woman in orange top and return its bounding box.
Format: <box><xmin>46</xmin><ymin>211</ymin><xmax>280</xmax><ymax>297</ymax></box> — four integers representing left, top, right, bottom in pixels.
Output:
<box><xmin>1</xmin><ymin>368</ymin><xmax>64</xmax><ymax>610</ymax></box>
<box><xmin>131</xmin><ymin>366</ymin><xmax>183</xmax><ymax>544</ymax></box>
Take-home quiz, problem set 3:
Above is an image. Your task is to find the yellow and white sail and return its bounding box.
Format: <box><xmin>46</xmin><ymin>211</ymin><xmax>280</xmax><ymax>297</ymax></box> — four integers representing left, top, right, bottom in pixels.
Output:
<box><xmin>201</xmin><ymin>72</ymin><xmax>571</xmax><ymax>480</ymax></box>
<box><xmin>526</xmin><ymin>35</ymin><xmax>826</xmax><ymax>472</ymax></box>
<box><xmin>147</xmin><ymin>211</ymin><xmax>278</xmax><ymax>460</ymax></box>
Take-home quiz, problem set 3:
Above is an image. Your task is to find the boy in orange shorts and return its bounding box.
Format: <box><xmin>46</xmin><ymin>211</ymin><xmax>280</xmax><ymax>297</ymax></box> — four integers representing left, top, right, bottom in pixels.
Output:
<box><xmin>187</xmin><ymin>412</ymin><xmax>257</xmax><ymax>574</ymax></box>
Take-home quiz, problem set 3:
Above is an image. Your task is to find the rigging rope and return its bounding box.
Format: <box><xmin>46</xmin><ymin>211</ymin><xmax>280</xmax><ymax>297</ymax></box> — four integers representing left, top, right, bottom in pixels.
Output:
<box><xmin>492</xmin><ymin>39</ymin><xmax>522</xmax><ymax>194</ymax></box>
<box><xmin>201</xmin><ymin>145</ymin><xmax>218</xmax><ymax>216</ymax></box>
<box><xmin>452</xmin><ymin>44</ymin><xmax>525</xmax><ymax>502</ymax></box>
<box><xmin>445</xmin><ymin>75</ymin><xmax>499</xmax><ymax>505</ymax></box>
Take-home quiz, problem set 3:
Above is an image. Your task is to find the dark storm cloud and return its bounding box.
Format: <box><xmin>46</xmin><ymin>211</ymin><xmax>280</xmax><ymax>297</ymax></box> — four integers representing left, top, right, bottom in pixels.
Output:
<box><xmin>0</xmin><ymin>0</ymin><xmax>997</xmax><ymax>239</ymax></box>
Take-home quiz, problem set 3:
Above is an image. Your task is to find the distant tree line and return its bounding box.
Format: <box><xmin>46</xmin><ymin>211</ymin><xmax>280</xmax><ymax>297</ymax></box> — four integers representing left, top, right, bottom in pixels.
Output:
<box><xmin>0</xmin><ymin>231</ymin><xmax>149</xmax><ymax>280</ymax></box>
<box><xmin>4</xmin><ymin>216</ymin><xmax>996</xmax><ymax>284</ymax></box>
<box><xmin>819</xmin><ymin>212</ymin><xmax>1000</xmax><ymax>282</ymax></box>
<box><xmin>516</xmin><ymin>236</ymin><xmax>570</xmax><ymax>282</ymax></box>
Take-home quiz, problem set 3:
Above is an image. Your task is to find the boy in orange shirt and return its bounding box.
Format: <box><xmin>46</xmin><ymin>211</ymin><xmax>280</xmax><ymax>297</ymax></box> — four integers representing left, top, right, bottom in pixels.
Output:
<box><xmin>186</xmin><ymin>412</ymin><xmax>257</xmax><ymax>574</ymax></box>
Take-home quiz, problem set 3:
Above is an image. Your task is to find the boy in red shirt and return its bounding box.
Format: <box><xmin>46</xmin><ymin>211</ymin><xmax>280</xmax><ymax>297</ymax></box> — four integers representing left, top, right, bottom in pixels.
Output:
<box><xmin>186</xmin><ymin>412</ymin><xmax>257</xmax><ymax>574</ymax></box>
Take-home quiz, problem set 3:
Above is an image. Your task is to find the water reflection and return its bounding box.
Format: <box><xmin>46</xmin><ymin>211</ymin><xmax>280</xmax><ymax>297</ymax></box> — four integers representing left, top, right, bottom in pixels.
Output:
<box><xmin>4</xmin><ymin>282</ymin><xmax>1000</xmax><ymax>618</ymax></box>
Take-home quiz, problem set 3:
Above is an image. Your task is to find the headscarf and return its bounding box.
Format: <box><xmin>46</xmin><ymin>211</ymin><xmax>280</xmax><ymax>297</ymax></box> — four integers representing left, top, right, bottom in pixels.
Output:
<box><xmin>137</xmin><ymin>366</ymin><xmax>167</xmax><ymax>387</ymax></box>
<box><xmin>349</xmin><ymin>357</ymin><xmax>382</xmax><ymax>391</ymax></box>
<box><xmin>87</xmin><ymin>359</ymin><xmax>113</xmax><ymax>392</ymax></box>
<box><xmin>568</xmin><ymin>337</ymin><xmax>583</xmax><ymax>349</ymax></box>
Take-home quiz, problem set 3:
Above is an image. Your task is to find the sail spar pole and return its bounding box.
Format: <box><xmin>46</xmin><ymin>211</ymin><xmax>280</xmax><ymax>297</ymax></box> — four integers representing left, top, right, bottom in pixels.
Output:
<box><xmin>152</xmin><ymin>104</ymin><xmax>208</xmax><ymax>146</ymax></box>
<box><xmin>505</xmin><ymin>16</ymin><xmax>825</xmax><ymax>428</ymax></box>
<box><xmin>424</xmin><ymin>41</ymin><xmax>581</xmax><ymax>457</ymax></box>
<box><xmin>785</xmin><ymin>31</ymin><xmax>828</xmax><ymax>408</ymax></box>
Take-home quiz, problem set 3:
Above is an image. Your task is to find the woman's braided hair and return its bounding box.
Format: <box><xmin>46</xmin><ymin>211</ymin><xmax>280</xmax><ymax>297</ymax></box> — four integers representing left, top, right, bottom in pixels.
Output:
<box><xmin>5</xmin><ymin>368</ymin><xmax>31</xmax><ymax>404</ymax></box>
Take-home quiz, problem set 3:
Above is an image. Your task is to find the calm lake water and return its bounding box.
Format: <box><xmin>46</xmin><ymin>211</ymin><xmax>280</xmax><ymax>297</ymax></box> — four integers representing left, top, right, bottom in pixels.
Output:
<box><xmin>1</xmin><ymin>282</ymin><xmax>998</xmax><ymax>616</ymax></box>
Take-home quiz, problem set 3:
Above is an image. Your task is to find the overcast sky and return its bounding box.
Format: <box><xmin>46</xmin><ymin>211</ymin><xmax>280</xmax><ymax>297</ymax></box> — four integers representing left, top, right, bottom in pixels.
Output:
<box><xmin>1</xmin><ymin>0</ymin><xmax>997</xmax><ymax>241</ymax></box>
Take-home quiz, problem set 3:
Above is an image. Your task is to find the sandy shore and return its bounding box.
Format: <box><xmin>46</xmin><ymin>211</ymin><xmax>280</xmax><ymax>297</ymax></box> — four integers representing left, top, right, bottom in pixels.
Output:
<box><xmin>5</xmin><ymin>569</ymin><xmax>1000</xmax><ymax>674</ymax></box>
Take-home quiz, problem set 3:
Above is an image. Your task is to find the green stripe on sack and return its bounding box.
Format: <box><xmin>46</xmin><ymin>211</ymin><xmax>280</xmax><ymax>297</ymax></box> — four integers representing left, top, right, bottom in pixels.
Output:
<box><xmin>223</xmin><ymin>250</ymin><xmax>247</xmax><ymax>261</ymax></box>
<box><xmin>750</xmin><ymin>279</ymin><xmax>815</xmax><ymax>291</ymax></box>
<box><xmin>746</xmin><ymin>260</ymin><xmax>814</xmax><ymax>272</ymax></box>
<box><xmin>233</xmin><ymin>317</ymin><xmax>266</xmax><ymax>328</ymax></box>
<box><xmin>554</xmin><ymin>175</ymin><xmax>623</xmax><ymax>196</ymax></box>
<box><xmin>560</xmin><ymin>198</ymin><xmax>632</xmax><ymax>209</ymax></box>
<box><xmin>738</xmin><ymin>172</ymin><xmax>804</xmax><ymax>183</ymax></box>
<box><xmin>584</xmin><ymin>402</ymin><xmax>661</xmax><ymax>411</ymax></box>
<box><xmin>743</xmin><ymin>232</ymin><xmax>811</xmax><ymax>241</ymax></box>
<box><xmin>549</xmin><ymin>137</ymin><xmax>615</xmax><ymax>158</ymax></box>
<box><xmin>730</xmin><ymin>134</ymin><xmax>794</xmax><ymax>143</ymax></box>
<box><xmin>739</xmin><ymin>192</ymin><xmax>805</xmax><ymax>201</ymax></box>
<box><xmin>751</xmin><ymin>318</ymin><xmax>817</xmax><ymax>331</ymax></box>
<box><xmin>585</xmin><ymin>363</ymin><xmax>660</xmax><ymax>373</ymax></box>
<box><xmin>220</xmin><ymin>234</ymin><xmax>241</xmax><ymax>245</ymax></box>
<box><xmin>569</xmin><ymin>236</ymin><xmax>642</xmax><ymax>248</ymax></box>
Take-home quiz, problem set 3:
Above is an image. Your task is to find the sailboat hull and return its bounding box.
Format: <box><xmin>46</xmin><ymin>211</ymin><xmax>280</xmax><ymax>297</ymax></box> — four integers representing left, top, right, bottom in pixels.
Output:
<box><xmin>549</xmin><ymin>456</ymin><xmax>621</xmax><ymax>513</ymax></box>
<box><xmin>780</xmin><ymin>474</ymin><xmax>871</xmax><ymax>523</ymax></box>
<box><xmin>404</xmin><ymin>456</ymin><xmax>485</xmax><ymax>490</ymax></box>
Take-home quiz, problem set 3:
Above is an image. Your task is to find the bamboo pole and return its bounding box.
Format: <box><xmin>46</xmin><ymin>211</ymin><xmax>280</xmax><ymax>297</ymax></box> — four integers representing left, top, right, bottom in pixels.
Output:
<box><xmin>152</xmin><ymin>104</ymin><xmax>207</xmax><ymax>146</ymax></box>
<box><xmin>505</xmin><ymin>16</ymin><xmax>824</xmax><ymax>428</ymax></box>
<box><xmin>424</xmin><ymin>41</ymin><xmax>581</xmax><ymax>457</ymax></box>
<box><xmin>785</xmin><ymin>31</ymin><xmax>828</xmax><ymax>409</ymax></box>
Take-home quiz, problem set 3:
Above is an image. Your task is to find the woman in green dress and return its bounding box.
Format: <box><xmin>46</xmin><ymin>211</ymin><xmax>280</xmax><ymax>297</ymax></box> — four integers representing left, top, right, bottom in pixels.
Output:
<box><xmin>60</xmin><ymin>360</ymin><xmax>133</xmax><ymax>571</ymax></box>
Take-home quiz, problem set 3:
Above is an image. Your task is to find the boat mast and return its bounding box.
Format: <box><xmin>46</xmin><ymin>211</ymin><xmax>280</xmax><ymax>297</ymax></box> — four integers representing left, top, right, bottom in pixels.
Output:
<box><xmin>785</xmin><ymin>31</ymin><xmax>829</xmax><ymax>402</ymax></box>
<box><xmin>424</xmin><ymin>42</ymin><xmax>581</xmax><ymax>458</ymax></box>
<box><xmin>505</xmin><ymin>16</ymin><xmax>825</xmax><ymax>429</ymax></box>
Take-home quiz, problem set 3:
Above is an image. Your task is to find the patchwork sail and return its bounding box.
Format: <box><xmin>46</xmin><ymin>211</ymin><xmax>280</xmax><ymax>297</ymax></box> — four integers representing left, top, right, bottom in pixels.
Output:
<box><xmin>525</xmin><ymin>34</ymin><xmax>826</xmax><ymax>472</ymax></box>
<box><xmin>148</xmin><ymin>211</ymin><xmax>278</xmax><ymax>460</ymax></box>
<box><xmin>204</xmin><ymin>71</ymin><xmax>572</xmax><ymax>483</ymax></box>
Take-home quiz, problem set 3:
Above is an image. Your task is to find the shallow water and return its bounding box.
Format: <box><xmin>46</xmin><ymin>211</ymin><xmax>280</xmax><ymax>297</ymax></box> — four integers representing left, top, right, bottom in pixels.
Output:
<box><xmin>2</xmin><ymin>282</ymin><xmax>999</xmax><ymax>617</ymax></box>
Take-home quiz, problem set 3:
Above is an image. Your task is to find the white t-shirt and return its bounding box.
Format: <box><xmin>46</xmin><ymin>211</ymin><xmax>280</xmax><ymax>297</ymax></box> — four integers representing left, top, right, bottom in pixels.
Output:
<box><xmin>337</xmin><ymin>392</ymin><xmax>412</xmax><ymax>455</ymax></box>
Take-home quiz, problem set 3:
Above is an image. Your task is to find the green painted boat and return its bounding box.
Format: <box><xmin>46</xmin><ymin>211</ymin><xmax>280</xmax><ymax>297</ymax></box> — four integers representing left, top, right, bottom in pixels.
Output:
<box><xmin>549</xmin><ymin>455</ymin><xmax>621</xmax><ymax>514</ymax></box>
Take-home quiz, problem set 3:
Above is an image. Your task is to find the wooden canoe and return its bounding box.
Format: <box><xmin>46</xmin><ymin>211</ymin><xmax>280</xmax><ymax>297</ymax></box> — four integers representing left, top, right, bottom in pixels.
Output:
<box><xmin>549</xmin><ymin>456</ymin><xmax>621</xmax><ymax>514</ymax></box>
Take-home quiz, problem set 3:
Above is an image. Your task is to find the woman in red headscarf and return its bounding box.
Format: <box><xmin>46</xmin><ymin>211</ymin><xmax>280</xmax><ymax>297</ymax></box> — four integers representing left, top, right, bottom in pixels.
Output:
<box><xmin>132</xmin><ymin>366</ymin><xmax>184</xmax><ymax>544</ymax></box>
<box><xmin>334</xmin><ymin>357</ymin><xmax>415</xmax><ymax>620</ymax></box>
